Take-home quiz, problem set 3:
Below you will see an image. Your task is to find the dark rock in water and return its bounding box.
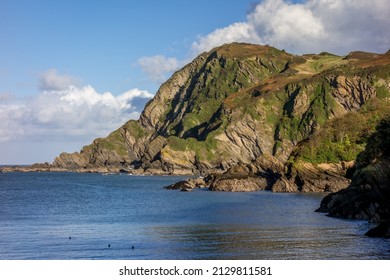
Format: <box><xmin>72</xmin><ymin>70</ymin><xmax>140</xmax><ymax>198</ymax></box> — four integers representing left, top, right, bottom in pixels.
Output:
<box><xmin>165</xmin><ymin>178</ymin><xmax>206</xmax><ymax>191</ymax></box>
<box><xmin>208</xmin><ymin>174</ymin><xmax>267</xmax><ymax>192</ymax></box>
<box><xmin>165</xmin><ymin>180</ymin><xmax>189</xmax><ymax>190</ymax></box>
<box><xmin>365</xmin><ymin>222</ymin><xmax>390</xmax><ymax>238</ymax></box>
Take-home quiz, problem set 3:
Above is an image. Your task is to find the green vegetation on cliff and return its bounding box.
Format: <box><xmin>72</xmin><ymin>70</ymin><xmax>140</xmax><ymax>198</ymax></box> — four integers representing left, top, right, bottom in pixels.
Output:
<box><xmin>294</xmin><ymin>99</ymin><xmax>390</xmax><ymax>164</ymax></box>
<box><xmin>355</xmin><ymin>115</ymin><xmax>390</xmax><ymax>167</ymax></box>
<box><xmin>317</xmin><ymin>115</ymin><xmax>390</xmax><ymax>236</ymax></box>
<box><xmin>291</xmin><ymin>59</ymin><xmax>390</xmax><ymax>165</ymax></box>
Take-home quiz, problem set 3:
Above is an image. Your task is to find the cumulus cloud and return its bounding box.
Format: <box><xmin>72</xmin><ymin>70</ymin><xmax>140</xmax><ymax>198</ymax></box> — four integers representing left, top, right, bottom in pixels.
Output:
<box><xmin>137</xmin><ymin>55</ymin><xmax>183</xmax><ymax>83</ymax></box>
<box><xmin>39</xmin><ymin>69</ymin><xmax>80</xmax><ymax>91</ymax></box>
<box><xmin>247</xmin><ymin>0</ymin><xmax>326</xmax><ymax>53</ymax></box>
<box><xmin>139</xmin><ymin>0</ymin><xmax>389</xmax><ymax>83</ymax></box>
<box><xmin>191</xmin><ymin>0</ymin><xmax>390</xmax><ymax>55</ymax></box>
<box><xmin>0</xmin><ymin>78</ymin><xmax>153</xmax><ymax>143</ymax></box>
<box><xmin>191</xmin><ymin>22</ymin><xmax>261</xmax><ymax>55</ymax></box>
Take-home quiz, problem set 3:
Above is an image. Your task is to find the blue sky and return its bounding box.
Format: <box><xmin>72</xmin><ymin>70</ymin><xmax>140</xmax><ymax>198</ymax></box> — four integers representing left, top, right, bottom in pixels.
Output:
<box><xmin>1</xmin><ymin>0</ymin><xmax>389</xmax><ymax>164</ymax></box>
<box><xmin>1</xmin><ymin>0</ymin><xmax>255</xmax><ymax>96</ymax></box>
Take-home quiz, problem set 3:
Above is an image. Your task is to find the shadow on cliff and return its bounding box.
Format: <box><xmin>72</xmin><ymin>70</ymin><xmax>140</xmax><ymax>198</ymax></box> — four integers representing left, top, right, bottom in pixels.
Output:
<box><xmin>316</xmin><ymin>116</ymin><xmax>390</xmax><ymax>237</ymax></box>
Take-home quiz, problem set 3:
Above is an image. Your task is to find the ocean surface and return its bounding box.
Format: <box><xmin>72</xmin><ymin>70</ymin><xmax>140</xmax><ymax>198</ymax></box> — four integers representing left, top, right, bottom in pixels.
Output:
<box><xmin>0</xmin><ymin>172</ymin><xmax>389</xmax><ymax>260</ymax></box>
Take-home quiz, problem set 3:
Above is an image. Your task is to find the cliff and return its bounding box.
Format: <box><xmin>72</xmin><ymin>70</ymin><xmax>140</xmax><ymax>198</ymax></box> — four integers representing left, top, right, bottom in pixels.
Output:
<box><xmin>317</xmin><ymin>117</ymin><xmax>390</xmax><ymax>237</ymax></box>
<box><xmin>5</xmin><ymin>43</ymin><xmax>390</xmax><ymax>194</ymax></box>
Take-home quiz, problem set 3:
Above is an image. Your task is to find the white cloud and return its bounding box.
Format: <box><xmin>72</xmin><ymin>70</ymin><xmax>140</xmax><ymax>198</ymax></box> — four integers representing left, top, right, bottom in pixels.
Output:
<box><xmin>191</xmin><ymin>0</ymin><xmax>390</xmax><ymax>55</ymax></box>
<box><xmin>191</xmin><ymin>22</ymin><xmax>261</xmax><ymax>55</ymax></box>
<box><xmin>138</xmin><ymin>23</ymin><xmax>261</xmax><ymax>84</ymax></box>
<box><xmin>247</xmin><ymin>0</ymin><xmax>326</xmax><ymax>53</ymax></box>
<box><xmin>39</xmin><ymin>69</ymin><xmax>80</xmax><ymax>91</ymax></box>
<box><xmin>139</xmin><ymin>0</ymin><xmax>389</xmax><ymax>83</ymax></box>
<box><xmin>137</xmin><ymin>55</ymin><xmax>183</xmax><ymax>83</ymax></box>
<box><xmin>0</xmin><ymin>77</ymin><xmax>153</xmax><ymax>144</ymax></box>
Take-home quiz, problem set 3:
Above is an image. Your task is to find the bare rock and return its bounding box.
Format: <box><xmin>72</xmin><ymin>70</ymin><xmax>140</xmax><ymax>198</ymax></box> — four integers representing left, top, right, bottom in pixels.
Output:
<box><xmin>272</xmin><ymin>176</ymin><xmax>297</xmax><ymax>192</ymax></box>
<box><xmin>165</xmin><ymin>177</ymin><xmax>206</xmax><ymax>191</ymax></box>
<box><xmin>209</xmin><ymin>176</ymin><xmax>267</xmax><ymax>192</ymax></box>
<box><xmin>330</xmin><ymin>75</ymin><xmax>376</xmax><ymax>111</ymax></box>
<box><xmin>285</xmin><ymin>161</ymin><xmax>352</xmax><ymax>193</ymax></box>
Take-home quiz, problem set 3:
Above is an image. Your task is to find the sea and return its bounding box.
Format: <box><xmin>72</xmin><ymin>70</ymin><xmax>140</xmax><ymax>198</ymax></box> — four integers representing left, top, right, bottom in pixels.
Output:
<box><xmin>1</xmin><ymin>172</ymin><xmax>389</xmax><ymax>260</ymax></box>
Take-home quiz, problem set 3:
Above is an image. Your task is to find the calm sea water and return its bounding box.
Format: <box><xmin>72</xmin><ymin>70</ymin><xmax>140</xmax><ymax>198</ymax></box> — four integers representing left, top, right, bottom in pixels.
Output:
<box><xmin>0</xmin><ymin>172</ymin><xmax>389</xmax><ymax>260</ymax></box>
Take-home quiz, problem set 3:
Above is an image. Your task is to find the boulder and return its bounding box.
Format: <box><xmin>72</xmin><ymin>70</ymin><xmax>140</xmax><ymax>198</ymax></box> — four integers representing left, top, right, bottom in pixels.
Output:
<box><xmin>165</xmin><ymin>177</ymin><xmax>206</xmax><ymax>191</ymax></box>
<box><xmin>209</xmin><ymin>176</ymin><xmax>267</xmax><ymax>192</ymax></box>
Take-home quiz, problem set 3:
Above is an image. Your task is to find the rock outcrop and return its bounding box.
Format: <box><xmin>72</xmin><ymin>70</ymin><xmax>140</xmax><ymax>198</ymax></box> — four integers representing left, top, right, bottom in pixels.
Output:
<box><xmin>272</xmin><ymin>161</ymin><xmax>353</xmax><ymax>193</ymax></box>
<box><xmin>165</xmin><ymin>177</ymin><xmax>207</xmax><ymax>192</ymax></box>
<box><xmin>166</xmin><ymin>164</ymin><xmax>268</xmax><ymax>192</ymax></box>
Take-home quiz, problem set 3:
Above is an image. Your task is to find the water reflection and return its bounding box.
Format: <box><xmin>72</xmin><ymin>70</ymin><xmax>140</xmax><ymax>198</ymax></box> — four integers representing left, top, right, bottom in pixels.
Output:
<box><xmin>147</xmin><ymin>223</ymin><xmax>390</xmax><ymax>259</ymax></box>
<box><xmin>2</xmin><ymin>172</ymin><xmax>390</xmax><ymax>260</ymax></box>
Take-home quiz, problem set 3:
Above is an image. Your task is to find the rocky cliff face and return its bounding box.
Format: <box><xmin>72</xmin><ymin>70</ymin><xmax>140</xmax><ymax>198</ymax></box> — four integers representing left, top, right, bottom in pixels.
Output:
<box><xmin>32</xmin><ymin>43</ymin><xmax>390</xmax><ymax>193</ymax></box>
<box><xmin>317</xmin><ymin>117</ymin><xmax>390</xmax><ymax>237</ymax></box>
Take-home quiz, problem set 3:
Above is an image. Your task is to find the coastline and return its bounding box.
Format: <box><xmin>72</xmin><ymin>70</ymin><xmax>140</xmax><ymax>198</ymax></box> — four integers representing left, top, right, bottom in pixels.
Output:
<box><xmin>0</xmin><ymin>163</ymin><xmax>197</xmax><ymax>176</ymax></box>
<box><xmin>2</xmin><ymin>162</ymin><xmax>389</xmax><ymax>239</ymax></box>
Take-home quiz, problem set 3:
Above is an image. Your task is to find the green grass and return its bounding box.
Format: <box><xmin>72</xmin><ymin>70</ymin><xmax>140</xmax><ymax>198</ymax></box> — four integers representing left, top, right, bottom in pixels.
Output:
<box><xmin>310</xmin><ymin>55</ymin><xmax>344</xmax><ymax>72</ymax></box>
<box><xmin>92</xmin><ymin>129</ymin><xmax>128</xmax><ymax>157</ymax></box>
<box><xmin>294</xmin><ymin>54</ymin><xmax>345</xmax><ymax>75</ymax></box>
<box><xmin>375</xmin><ymin>84</ymin><xmax>390</xmax><ymax>99</ymax></box>
<box><xmin>167</xmin><ymin>134</ymin><xmax>221</xmax><ymax>162</ymax></box>
<box><xmin>125</xmin><ymin>120</ymin><xmax>146</xmax><ymax>139</ymax></box>
<box><xmin>276</xmin><ymin>82</ymin><xmax>334</xmax><ymax>143</ymax></box>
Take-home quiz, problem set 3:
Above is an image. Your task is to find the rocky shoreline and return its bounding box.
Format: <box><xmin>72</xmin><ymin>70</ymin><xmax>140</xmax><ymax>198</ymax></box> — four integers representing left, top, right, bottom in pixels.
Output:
<box><xmin>0</xmin><ymin>163</ymin><xmax>66</xmax><ymax>173</ymax></box>
<box><xmin>165</xmin><ymin>160</ymin><xmax>353</xmax><ymax>193</ymax></box>
<box><xmin>3</xmin><ymin>155</ymin><xmax>389</xmax><ymax>238</ymax></box>
<box><xmin>0</xmin><ymin>163</ymin><xmax>191</xmax><ymax>175</ymax></box>
<box><xmin>165</xmin><ymin>164</ymin><xmax>268</xmax><ymax>192</ymax></box>
<box><xmin>2</xmin><ymin>158</ymin><xmax>353</xmax><ymax>193</ymax></box>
